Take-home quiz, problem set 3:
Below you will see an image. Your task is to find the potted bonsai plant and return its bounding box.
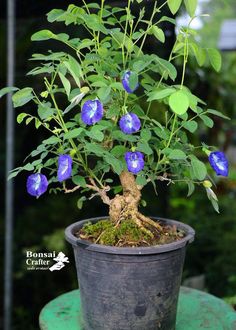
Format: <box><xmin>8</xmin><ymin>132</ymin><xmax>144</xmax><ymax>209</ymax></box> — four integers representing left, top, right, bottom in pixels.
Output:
<box><xmin>1</xmin><ymin>0</ymin><xmax>229</xmax><ymax>329</ymax></box>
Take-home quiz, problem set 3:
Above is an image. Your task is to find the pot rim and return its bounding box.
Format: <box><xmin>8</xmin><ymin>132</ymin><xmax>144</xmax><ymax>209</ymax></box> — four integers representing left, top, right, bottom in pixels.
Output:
<box><xmin>65</xmin><ymin>216</ymin><xmax>195</xmax><ymax>255</ymax></box>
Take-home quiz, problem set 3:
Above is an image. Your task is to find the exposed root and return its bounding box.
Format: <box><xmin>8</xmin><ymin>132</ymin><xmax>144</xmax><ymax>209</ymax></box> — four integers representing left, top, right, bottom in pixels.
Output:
<box><xmin>132</xmin><ymin>216</ymin><xmax>154</xmax><ymax>238</ymax></box>
<box><xmin>137</xmin><ymin>213</ymin><xmax>163</xmax><ymax>232</ymax></box>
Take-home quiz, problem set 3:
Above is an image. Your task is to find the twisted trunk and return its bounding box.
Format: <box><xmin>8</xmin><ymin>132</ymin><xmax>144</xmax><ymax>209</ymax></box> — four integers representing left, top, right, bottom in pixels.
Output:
<box><xmin>109</xmin><ymin>171</ymin><xmax>162</xmax><ymax>235</ymax></box>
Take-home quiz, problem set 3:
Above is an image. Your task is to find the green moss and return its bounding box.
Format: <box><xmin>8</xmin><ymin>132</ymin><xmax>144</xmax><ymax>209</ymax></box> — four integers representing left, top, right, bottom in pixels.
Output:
<box><xmin>80</xmin><ymin>219</ymin><xmax>148</xmax><ymax>246</ymax></box>
<box><xmin>79</xmin><ymin>218</ymin><xmax>184</xmax><ymax>247</ymax></box>
<box><xmin>82</xmin><ymin>220</ymin><xmax>113</xmax><ymax>236</ymax></box>
<box><xmin>100</xmin><ymin>227</ymin><xmax>117</xmax><ymax>245</ymax></box>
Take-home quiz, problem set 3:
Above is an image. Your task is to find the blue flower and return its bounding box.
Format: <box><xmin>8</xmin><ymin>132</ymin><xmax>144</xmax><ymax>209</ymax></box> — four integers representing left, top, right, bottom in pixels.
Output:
<box><xmin>81</xmin><ymin>99</ymin><xmax>103</xmax><ymax>125</ymax></box>
<box><xmin>58</xmin><ymin>155</ymin><xmax>73</xmax><ymax>182</ymax></box>
<box><xmin>125</xmin><ymin>151</ymin><xmax>145</xmax><ymax>174</ymax></box>
<box><xmin>209</xmin><ymin>151</ymin><xmax>229</xmax><ymax>177</ymax></box>
<box><xmin>27</xmin><ymin>173</ymin><xmax>48</xmax><ymax>197</ymax></box>
<box><xmin>119</xmin><ymin>113</ymin><xmax>141</xmax><ymax>134</ymax></box>
<box><xmin>122</xmin><ymin>71</ymin><xmax>139</xmax><ymax>94</ymax></box>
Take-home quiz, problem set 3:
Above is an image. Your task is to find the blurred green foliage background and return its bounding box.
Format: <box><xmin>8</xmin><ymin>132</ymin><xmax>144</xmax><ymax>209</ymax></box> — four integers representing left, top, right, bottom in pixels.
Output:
<box><xmin>0</xmin><ymin>0</ymin><xmax>236</xmax><ymax>328</ymax></box>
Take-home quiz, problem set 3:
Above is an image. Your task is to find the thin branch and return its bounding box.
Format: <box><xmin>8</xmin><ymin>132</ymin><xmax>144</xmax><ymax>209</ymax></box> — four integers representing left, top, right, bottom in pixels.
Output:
<box><xmin>64</xmin><ymin>186</ymin><xmax>81</xmax><ymax>194</ymax></box>
<box><xmin>87</xmin><ymin>178</ymin><xmax>111</xmax><ymax>205</ymax></box>
<box><xmin>64</xmin><ymin>179</ymin><xmax>111</xmax><ymax>205</ymax></box>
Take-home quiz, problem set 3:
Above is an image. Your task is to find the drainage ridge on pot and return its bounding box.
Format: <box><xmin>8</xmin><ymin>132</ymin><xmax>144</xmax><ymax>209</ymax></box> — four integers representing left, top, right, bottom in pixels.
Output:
<box><xmin>65</xmin><ymin>217</ymin><xmax>195</xmax><ymax>330</ymax></box>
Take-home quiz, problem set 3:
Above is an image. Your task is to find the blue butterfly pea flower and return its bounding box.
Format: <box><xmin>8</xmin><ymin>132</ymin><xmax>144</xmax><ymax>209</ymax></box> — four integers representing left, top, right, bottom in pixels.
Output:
<box><xmin>58</xmin><ymin>154</ymin><xmax>73</xmax><ymax>182</ymax></box>
<box><xmin>81</xmin><ymin>99</ymin><xmax>103</xmax><ymax>125</ymax></box>
<box><xmin>125</xmin><ymin>151</ymin><xmax>144</xmax><ymax>174</ymax></box>
<box><xmin>122</xmin><ymin>71</ymin><xmax>139</xmax><ymax>94</ymax></box>
<box><xmin>27</xmin><ymin>173</ymin><xmax>48</xmax><ymax>197</ymax></box>
<box><xmin>209</xmin><ymin>151</ymin><xmax>229</xmax><ymax>177</ymax></box>
<box><xmin>119</xmin><ymin>112</ymin><xmax>141</xmax><ymax>134</ymax></box>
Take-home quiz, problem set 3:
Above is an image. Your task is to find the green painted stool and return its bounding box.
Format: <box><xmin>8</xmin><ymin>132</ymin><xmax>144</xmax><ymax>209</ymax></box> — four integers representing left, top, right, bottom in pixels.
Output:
<box><xmin>39</xmin><ymin>287</ymin><xmax>236</xmax><ymax>330</ymax></box>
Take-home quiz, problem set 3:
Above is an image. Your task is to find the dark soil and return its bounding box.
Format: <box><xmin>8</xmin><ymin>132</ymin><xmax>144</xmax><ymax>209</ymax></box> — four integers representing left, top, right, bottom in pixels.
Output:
<box><xmin>75</xmin><ymin>218</ymin><xmax>186</xmax><ymax>247</ymax></box>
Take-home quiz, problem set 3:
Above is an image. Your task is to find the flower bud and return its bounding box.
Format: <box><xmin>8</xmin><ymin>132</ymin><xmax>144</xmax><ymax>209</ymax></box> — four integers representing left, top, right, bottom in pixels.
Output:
<box><xmin>203</xmin><ymin>180</ymin><xmax>212</xmax><ymax>188</ymax></box>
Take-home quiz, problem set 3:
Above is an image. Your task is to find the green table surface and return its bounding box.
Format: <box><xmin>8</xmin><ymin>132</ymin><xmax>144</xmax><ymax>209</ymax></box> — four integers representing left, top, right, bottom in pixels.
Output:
<box><xmin>39</xmin><ymin>287</ymin><xmax>236</xmax><ymax>330</ymax></box>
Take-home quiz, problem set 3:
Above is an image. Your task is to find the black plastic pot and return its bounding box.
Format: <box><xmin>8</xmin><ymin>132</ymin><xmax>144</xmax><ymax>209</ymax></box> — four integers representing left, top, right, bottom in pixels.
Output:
<box><xmin>65</xmin><ymin>217</ymin><xmax>195</xmax><ymax>330</ymax></box>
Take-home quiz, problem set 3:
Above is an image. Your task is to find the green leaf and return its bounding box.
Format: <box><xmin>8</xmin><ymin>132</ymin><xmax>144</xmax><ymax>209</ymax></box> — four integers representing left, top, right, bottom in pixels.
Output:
<box><xmin>129</xmin><ymin>72</ymin><xmax>139</xmax><ymax>91</ymax></box>
<box><xmin>85</xmin><ymin>143</ymin><xmax>107</xmax><ymax>156</ymax></box>
<box><xmin>27</xmin><ymin>65</ymin><xmax>55</xmax><ymax>76</ymax></box>
<box><xmin>169</xmin><ymin>90</ymin><xmax>189</xmax><ymax>115</ymax></box>
<box><xmin>47</xmin><ymin>9</ymin><xmax>65</xmax><ymax>23</ymax></box>
<box><xmin>56</xmin><ymin>33</ymin><xmax>70</xmax><ymax>42</ymax></box>
<box><xmin>153</xmin><ymin>127</ymin><xmax>169</xmax><ymax>139</ymax></box>
<box><xmin>105</xmin><ymin>104</ymin><xmax>119</xmax><ymax>118</ymax></box>
<box><xmin>168</xmin><ymin>0</ymin><xmax>182</xmax><ymax>14</ymax></box>
<box><xmin>112</xmin><ymin>130</ymin><xmax>138</xmax><ymax>142</ymax></box>
<box><xmin>124</xmin><ymin>37</ymin><xmax>134</xmax><ymax>52</ymax></box>
<box><xmin>155</xmin><ymin>57</ymin><xmax>177</xmax><ymax>81</ymax></box>
<box><xmin>82</xmin><ymin>13</ymin><xmax>108</xmax><ymax>34</ymax></box>
<box><xmin>97</xmin><ymin>86</ymin><xmax>111</xmax><ymax>101</ymax></box>
<box><xmin>196</xmin><ymin>47</ymin><xmax>206</xmax><ymax>67</ymax></box>
<box><xmin>25</xmin><ymin>117</ymin><xmax>33</xmax><ymax>125</ymax></box>
<box><xmin>158</xmin><ymin>16</ymin><xmax>176</xmax><ymax>25</ymax></box>
<box><xmin>104</xmin><ymin>155</ymin><xmax>123</xmax><ymax>174</ymax></box>
<box><xmin>64</xmin><ymin>55</ymin><xmax>83</xmax><ymax>88</ymax></box>
<box><xmin>169</xmin><ymin>149</ymin><xmax>187</xmax><ymax>160</ymax></box>
<box><xmin>137</xmin><ymin>142</ymin><xmax>153</xmax><ymax>155</ymax></box>
<box><xmin>77</xmin><ymin>196</ymin><xmax>87</xmax><ymax>210</ymax></box>
<box><xmin>0</xmin><ymin>87</ymin><xmax>19</xmax><ymax>98</ymax></box>
<box><xmin>72</xmin><ymin>175</ymin><xmax>87</xmax><ymax>188</ymax></box>
<box><xmin>87</xmin><ymin>3</ymin><xmax>101</xmax><ymax>9</ymax></box>
<box><xmin>31</xmin><ymin>30</ymin><xmax>56</xmax><ymax>41</ymax></box>
<box><xmin>38</xmin><ymin>103</ymin><xmax>54</xmax><ymax>120</ymax></box>
<box><xmin>43</xmin><ymin>136</ymin><xmax>61</xmax><ymax>145</ymax></box>
<box><xmin>190</xmin><ymin>157</ymin><xmax>207</xmax><ymax>180</ymax></box>
<box><xmin>207</xmin><ymin>109</ymin><xmax>230</xmax><ymax>120</ymax></box>
<box><xmin>190</xmin><ymin>43</ymin><xmax>206</xmax><ymax>67</ymax></box>
<box><xmin>200</xmin><ymin>114</ymin><xmax>214</xmax><ymax>128</ymax></box>
<box><xmin>207</xmin><ymin>48</ymin><xmax>222</xmax><ymax>72</ymax></box>
<box><xmin>86</xmin><ymin>126</ymin><xmax>104</xmax><ymax>142</ymax></box>
<box><xmin>187</xmin><ymin>181</ymin><xmax>195</xmax><ymax>197</ymax></box>
<box><xmin>184</xmin><ymin>0</ymin><xmax>197</xmax><ymax>17</ymax></box>
<box><xmin>111</xmin><ymin>145</ymin><xmax>127</xmax><ymax>157</ymax></box>
<box><xmin>58</xmin><ymin>72</ymin><xmax>71</xmax><ymax>97</ymax></box>
<box><xmin>210</xmin><ymin>199</ymin><xmax>219</xmax><ymax>213</ymax></box>
<box><xmin>8</xmin><ymin>169</ymin><xmax>21</xmax><ymax>180</ymax></box>
<box><xmin>133</xmin><ymin>60</ymin><xmax>147</xmax><ymax>73</ymax></box>
<box><xmin>17</xmin><ymin>113</ymin><xmax>28</xmax><ymax>124</ymax></box>
<box><xmin>35</xmin><ymin>118</ymin><xmax>42</xmax><ymax>129</ymax></box>
<box><xmin>183</xmin><ymin>120</ymin><xmax>198</xmax><ymax>133</ymax></box>
<box><xmin>151</xmin><ymin>26</ymin><xmax>165</xmax><ymax>43</ymax></box>
<box><xmin>141</xmin><ymin>129</ymin><xmax>152</xmax><ymax>141</ymax></box>
<box><xmin>77</xmin><ymin>39</ymin><xmax>95</xmax><ymax>51</ymax></box>
<box><xmin>23</xmin><ymin>163</ymin><xmax>35</xmax><ymax>171</ymax></box>
<box><xmin>147</xmin><ymin>88</ymin><xmax>175</xmax><ymax>102</ymax></box>
<box><xmin>12</xmin><ymin>88</ymin><xmax>34</xmax><ymax>107</ymax></box>
<box><xmin>64</xmin><ymin>128</ymin><xmax>84</xmax><ymax>139</ymax></box>
<box><xmin>91</xmin><ymin>81</ymin><xmax>108</xmax><ymax>88</ymax></box>
<box><xmin>206</xmin><ymin>187</ymin><xmax>219</xmax><ymax>213</ymax></box>
<box><xmin>136</xmin><ymin>175</ymin><xmax>147</xmax><ymax>186</ymax></box>
<box><xmin>110</xmin><ymin>82</ymin><xmax>123</xmax><ymax>91</ymax></box>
